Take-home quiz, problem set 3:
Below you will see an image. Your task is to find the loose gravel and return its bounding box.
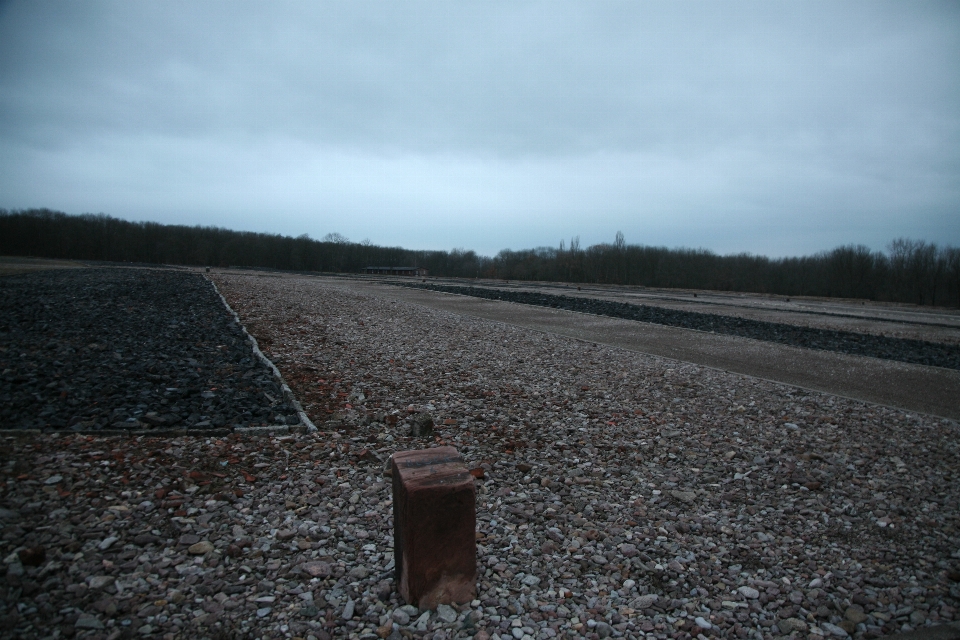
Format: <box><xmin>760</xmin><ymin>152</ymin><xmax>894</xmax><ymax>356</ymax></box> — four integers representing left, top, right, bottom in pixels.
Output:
<box><xmin>396</xmin><ymin>284</ymin><xmax>960</xmax><ymax>371</ymax></box>
<box><xmin>1</xmin><ymin>271</ymin><xmax>958</xmax><ymax>640</ymax></box>
<box><xmin>0</xmin><ymin>267</ymin><xmax>300</xmax><ymax>432</ymax></box>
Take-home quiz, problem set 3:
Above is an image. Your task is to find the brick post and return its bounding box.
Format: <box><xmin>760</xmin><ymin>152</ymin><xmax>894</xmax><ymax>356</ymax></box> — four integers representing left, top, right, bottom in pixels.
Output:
<box><xmin>392</xmin><ymin>446</ymin><xmax>477</xmax><ymax>609</ymax></box>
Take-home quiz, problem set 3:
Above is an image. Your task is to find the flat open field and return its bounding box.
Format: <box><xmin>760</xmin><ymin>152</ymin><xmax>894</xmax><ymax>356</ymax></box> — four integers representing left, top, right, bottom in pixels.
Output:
<box><xmin>1</xmin><ymin>267</ymin><xmax>958</xmax><ymax>640</ymax></box>
<box><xmin>0</xmin><ymin>256</ymin><xmax>89</xmax><ymax>277</ymax></box>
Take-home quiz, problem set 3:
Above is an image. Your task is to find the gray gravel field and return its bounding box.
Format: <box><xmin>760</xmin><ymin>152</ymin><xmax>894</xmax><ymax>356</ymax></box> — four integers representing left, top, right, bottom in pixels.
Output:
<box><xmin>0</xmin><ymin>271</ymin><xmax>958</xmax><ymax>640</ymax></box>
<box><xmin>0</xmin><ymin>267</ymin><xmax>300</xmax><ymax>432</ymax></box>
<box><xmin>394</xmin><ymin>284</ymin><xmax>960</xmax><ymax>370</ymax></box>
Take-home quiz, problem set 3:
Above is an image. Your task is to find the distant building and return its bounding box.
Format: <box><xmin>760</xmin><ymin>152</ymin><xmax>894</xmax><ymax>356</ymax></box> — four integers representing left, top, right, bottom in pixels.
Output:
<box><xmin>363</xmin><ymin>266</ymin><xmax>428</xmax><ymax>277</ymax></box>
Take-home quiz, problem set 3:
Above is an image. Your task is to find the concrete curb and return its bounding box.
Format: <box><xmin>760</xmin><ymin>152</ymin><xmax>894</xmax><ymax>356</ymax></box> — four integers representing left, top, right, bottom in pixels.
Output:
<box><xmin>0</xmin><ymin>426</ymin><xmax>305</xmax><ymax>438</ymax></box>
<box><xmin>205</xmin><ymin>275</ymin><xmax>317</xmax><ymax>434</ymax></box>
<box><xmin>884</xmin><ymin>623</ymin><xmax>960</xmax><ymax>640</ymax></box>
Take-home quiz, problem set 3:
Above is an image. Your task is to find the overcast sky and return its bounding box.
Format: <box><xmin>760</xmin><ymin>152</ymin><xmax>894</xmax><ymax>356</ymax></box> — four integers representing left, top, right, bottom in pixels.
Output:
<box><xmin>1</xmin><ymin>1</ymin><xmax>958</xmax><ymax>257</ymax></box>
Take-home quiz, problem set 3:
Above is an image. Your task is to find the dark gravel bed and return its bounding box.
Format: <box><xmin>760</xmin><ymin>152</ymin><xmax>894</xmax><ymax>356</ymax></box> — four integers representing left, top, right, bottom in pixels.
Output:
<box><xmin>400</xmin><ymin>283</ymin><xmax>960</xmax><ymax>370</ymax></box>
<box><xmin>0</xmin><ymin>267</ymin><xmax>300</xmax><ymax>432</ymax></box>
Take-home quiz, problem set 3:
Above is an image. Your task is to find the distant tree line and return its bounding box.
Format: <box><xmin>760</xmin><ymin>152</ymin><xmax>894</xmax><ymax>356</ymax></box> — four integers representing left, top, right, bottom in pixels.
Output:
<box><xmin>0</xmin><ymin>208</ymin><xmax>484</xmax><ymax>278</ymax></box>
<box><xmin>492</xmin><ymin>232</ymin><xmax>960</xmax><ymax>308</ymax></box>
<box><xmin>2</xmin><ymin>208</ymin><xmax>958</xmax><ymax>307</ymax></box>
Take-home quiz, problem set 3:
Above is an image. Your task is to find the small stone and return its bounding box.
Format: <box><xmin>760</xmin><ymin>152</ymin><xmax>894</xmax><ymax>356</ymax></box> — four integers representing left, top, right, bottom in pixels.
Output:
<box><xmin>839</xmin><ymin>620</ymin><xmax>857</xmax><ymax>634</ymax></box>
<box><xmin>256</xmin><ymin>607</ymin><xmax>272</xmax><ymax>618</ymax></box>
<box><xmin>414</xmin><ymin>611</ymin><xmax>431</xmax><ymax>629</ymax></box>
<box><xmin>377</xmin><ymin>622</ymin><xmax>393</xmax><ymax>638</ymax></box>
<box><xmin>436</xmin><ymin>603</ymin><xmax>457</xmax><ymax>623</ymax></box>
<box><xmin>632</xmin><ymin>594</ymin><xmax>658</xmax><ymax>609</ymax></box>
<box><xmin>276</xmin><ymin>529</ymin><xmax>296</xmax><ymax>541</ymax></box>
<box><xmin>821</xmin><ymin>622</ymin><xmax>849</xmax><ymax>637</ymax></box>
<box><xmin>88</xmin><ymin>576</ymin><xmax>114</xmax><ymax>589</ymax></box>
<box><xmin>779</xmin><ymin>618</ymin><xmax>808</xmax><ymax>634</ymax></box>
<box><xmin>302</xmin><ymin>561</ymin><xmax>332</xmax><ymax>577</ymax></box>
<box><xmin>178</xmin><ymin>534</ymin><xmax>201</xmax><ymax>546</ymax></box>
<box><xmin>138</xmin><ymin>624</ymin><xmax>154</xmax><ymax>635</ymax></box>
<box><xmin>94</xmin><ymin>598</ymin><xmax>118</xmax><ymax>616</ymax></box>
<box><xmin>188</xmin><ymin>541</ymin><xmax>214</xmax><ymax>555</ymax></box>
<box><xmin>18</xmin><ymin>546</ymin><xmax>45</xmax><ymax>567</ymax></box>
<box><xmin>74</xmin><ymin>614</ymin><xmax>104</xmax><ymax>630</ymax></box>
<box><xmin>595</xmin><ymin>621</ymin><xmax>613</xmax><ymax>638</ymax></box>
<box><xmin>411</xmin><ymin>413</ymin><xmax>434</xmax><ymax>438</ymax></box>
<box><xmin>44</xmin><ymin>474</ymin><xmax>63</xmax><ymax>485</ymax></box>
<box><xmin>670</xmin><ymin>490</ymin><xmax>696</xmax><ymax>504</ymax></box>
<box><xmin>620</xmin><ymin>543</ymin><xmax>638</xmax><ymax>558</ymax></box>
<box><xmin>622</xmin><ymin>579</ymin><xmax>636</xmax><ymax>590</ymax></box>
<box><xmin>134</xmin><ymin>533</ymin><xmax>159</xmax><ymax>546</ymax></box>
<box><xmin>516</xmin><ymin>463</ymin><xmax>532</xmax><ymax>473</ymax></box>
<box><xmin>784</xmin><ymin>423</ymin><xmax>799</xmax><ymax>430</ymax></box>
<box><xmin>348</xmin><ymin>565</ymin><xmax>370</xmax><ymax>579</ymax></box>
<box><xmin>695</xmin><ymin>616</ymin><xmax>712</xmax><ymax>630</ymax></box>
<box><xmin>0</xmin><ymin>508</ymin><xmax>19</xmax><ymax>521</ymax></box>
<box><xmin>98</xmin><ymin>536</ymin><xmax>118</xmax><ymax>551</ymax></box>
<box><xmin>140</xmin><ymin>413</ymin><xmax>165</xmax><ymax>426</ymax></box>
<box><xmin>521</xmin><ymin>574</ymin><xmax>540</xmax><ymax>587</ymax></box>
<box><xmin>845</xmin><ymin>606</ymin><xmax>867</xmax><ymax>624</ymax></box>
<box><xmin>392</xmin><ymin>609</ymin><xmax>411</xmax><ymax>625</ymax></box>
<box><xmin>342</xmin><ymin>598</ymin><xmax>355</xmax><ymax>620</ymax></box>
<box><xmin>738</xmin><ymin>586</ymin><xmax>760</xmax><ymax>599</ymax></box>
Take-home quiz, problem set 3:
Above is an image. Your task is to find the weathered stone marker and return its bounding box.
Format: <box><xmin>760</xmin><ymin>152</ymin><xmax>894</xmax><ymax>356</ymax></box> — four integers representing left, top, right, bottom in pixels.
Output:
<box><xmin>392</xmin><ymin>446</ymin><xmax>476</xmax><ymax>609</ymax></box>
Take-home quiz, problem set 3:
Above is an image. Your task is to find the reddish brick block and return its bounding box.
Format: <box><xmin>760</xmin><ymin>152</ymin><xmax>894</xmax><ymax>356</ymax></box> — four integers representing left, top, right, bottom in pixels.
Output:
<box><xmin>392</xmin><ymin>446</ymin><xmax>477</xmax><ymax>609</ymax></box>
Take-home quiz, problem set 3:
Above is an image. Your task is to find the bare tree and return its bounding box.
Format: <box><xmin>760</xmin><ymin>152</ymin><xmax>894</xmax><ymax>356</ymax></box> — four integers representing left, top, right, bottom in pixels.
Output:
<box><xmin>321</xmin><ymin>232</ymin><xmax>350</xmax><ymax>244</ymax></box>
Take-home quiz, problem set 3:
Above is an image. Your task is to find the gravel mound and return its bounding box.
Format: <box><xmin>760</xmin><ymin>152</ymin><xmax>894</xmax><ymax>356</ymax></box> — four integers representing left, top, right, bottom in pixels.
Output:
<box><xmin>399</xmin><ymin>284</ymin><xmax>960</xmax><ymax>371</ymax></box>
<box><xmin>0</xmin><ymin>267</ymin><xmax>300</xmax><ymax>432</ymax></box>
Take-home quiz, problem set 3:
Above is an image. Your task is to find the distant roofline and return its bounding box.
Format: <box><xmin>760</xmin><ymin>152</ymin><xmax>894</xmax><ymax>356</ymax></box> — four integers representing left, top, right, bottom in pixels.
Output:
<box><xmin>364</xmin><ymin>266</ymin><xmax>421</xmax><ymax>270</ymax></box>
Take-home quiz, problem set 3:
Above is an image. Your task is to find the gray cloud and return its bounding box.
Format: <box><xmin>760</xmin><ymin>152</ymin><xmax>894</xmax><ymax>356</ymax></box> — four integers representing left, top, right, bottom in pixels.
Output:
<box><xmin>1</xmin><ymin>1</ymin><xmax>958</xmax><ymax>256</ymax></box>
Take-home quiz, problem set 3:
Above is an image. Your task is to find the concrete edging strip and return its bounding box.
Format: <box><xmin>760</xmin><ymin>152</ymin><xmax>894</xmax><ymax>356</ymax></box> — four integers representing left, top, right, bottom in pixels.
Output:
<box><xmin>205</xmin><ymin>275</ymin><xmax>317</xmax><ymax>434</ymax></box>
